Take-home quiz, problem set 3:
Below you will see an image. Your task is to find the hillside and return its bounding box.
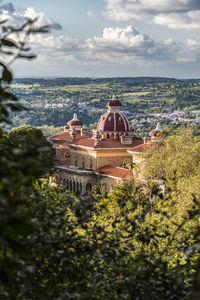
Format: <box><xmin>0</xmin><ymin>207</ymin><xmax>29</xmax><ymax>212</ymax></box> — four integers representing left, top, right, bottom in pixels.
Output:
<box><xmin>6</xmin><ymin>77</ymin><xmax>200</xmax><ymax>136</ymax></box>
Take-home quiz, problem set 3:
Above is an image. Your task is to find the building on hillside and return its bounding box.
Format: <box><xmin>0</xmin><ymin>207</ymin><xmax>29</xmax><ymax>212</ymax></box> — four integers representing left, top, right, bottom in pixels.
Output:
<box><xmin>50</xmin><ymin>96</ymin><xmax>165</xmax><ymax>195</ymax></box>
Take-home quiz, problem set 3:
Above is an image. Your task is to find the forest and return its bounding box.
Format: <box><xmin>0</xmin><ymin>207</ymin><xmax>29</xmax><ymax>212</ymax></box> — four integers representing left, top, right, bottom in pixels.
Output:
<box><xmin>0</xmin><ymin>17</ymin><xmax>200</xmax><ymax>300</ymax></box>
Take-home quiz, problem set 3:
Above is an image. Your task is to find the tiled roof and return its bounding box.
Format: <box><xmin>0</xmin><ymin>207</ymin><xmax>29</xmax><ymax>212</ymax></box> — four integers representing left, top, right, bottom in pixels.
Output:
<box><xmin>50</xmin><ymin>130</ymin><xmax>92</xmax><ymax>140</ymax></box>
<box><xmin>50</xmin><ymin>131</ymin><xmax>71</xmax><ymax>140</ymax></box>
<box><xmin>67</xmin><ymin>137</ymin><xmax>95</xmax><ymax>147</ymax></box>
<box><xmin>95</xmin><ymin>138</ymin><xmax>143</xmax><ymax>149</ymax></box>
<box><xmin>66</xmin><ymin>137</ymin><xmax>143</xmax><ymax>149</ymax></box>
<box><xmin>50</xmin><ymin>129</ymin><xmax>143</xmax><ymax>149</ymax></box>
<box><xmin>128</xmin><ymin>143</ymin><xmax>148</xmax><ymax>153</ymax></box>
<box><xmin>94</xmin><ymin>165</ymin><xmax>129</xmax><ymax>178</ymax></box>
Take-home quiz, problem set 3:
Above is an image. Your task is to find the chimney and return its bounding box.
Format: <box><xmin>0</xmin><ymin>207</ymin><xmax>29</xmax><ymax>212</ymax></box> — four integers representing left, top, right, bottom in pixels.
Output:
<box><xmin>70</xmin><ymin>127</ymin><xmax>76</xmax><ymax>141</ymax></box>
<box><xmin>94</xmin><ymin>131</ymin><xmax>101</xmax><ymax>145</ymax></box>
<box><xmin>120</xmin><ymin>134</ymin><xmax>132</xmax><ymax>145</ymax></box>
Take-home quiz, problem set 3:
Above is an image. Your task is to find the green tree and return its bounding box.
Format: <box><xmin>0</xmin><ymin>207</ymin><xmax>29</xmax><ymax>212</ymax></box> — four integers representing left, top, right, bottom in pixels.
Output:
<box><xmin>0</xmin><ymin>17</ymin><xmax>52</xmax><ymax>297</ymax></box>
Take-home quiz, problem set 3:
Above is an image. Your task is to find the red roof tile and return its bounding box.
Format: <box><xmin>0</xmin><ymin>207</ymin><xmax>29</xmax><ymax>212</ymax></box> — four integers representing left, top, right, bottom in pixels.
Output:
<box><xmin>94</xmin><ymin>165</ymin><xmax>129</xmax><ymax>178</ymax></box>
<box><xmin>50</xmin><ymin>130</ymin><xmax>92</xmax><ymax>140</ymax></box>
<box><xmin>67</xmin><ymin>137</ymin><xmax>95</xmax><ymax>147</ymax></box>
<box><xmin>50</xmin><ymin>131</ymin><xmax>71</xmax><ymax>140</ymax></box>
<box><xmin>95</xmin><ymin>138</ymin><xmax>143</xmax><ymax>149</ymax></box>
<box><xmin>128</xmin><ymin>143</ymin><xmax>148</xmax><ymax>153</ymax></box>
<box><xmin>51</xmin><ymin>129</ymin><xmax>143</xmax><ymax>149</ymax></box>
<box><xmin>66</xmin><ymin>137</ymin><xmax>143</xmax><ymax>149</ymax></box>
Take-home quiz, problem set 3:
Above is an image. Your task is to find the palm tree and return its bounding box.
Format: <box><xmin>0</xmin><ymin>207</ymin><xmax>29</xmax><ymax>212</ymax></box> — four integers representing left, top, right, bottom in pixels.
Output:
<box><xmin>145</xmin><ymin>180</ymin><xmax>161</xmax><ymax>210</ymax></box>
<box><xmin>124</xmin><ymin>159</ymin><xmax>139</xmax><ymax>176</ymax></box>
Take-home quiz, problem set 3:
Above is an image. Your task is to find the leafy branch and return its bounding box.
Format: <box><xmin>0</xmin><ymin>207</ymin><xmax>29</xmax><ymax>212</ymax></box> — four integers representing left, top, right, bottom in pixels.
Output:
<box><xmin>0</xmin><ymin>17</ymin><xmax>50</xmax><ymax>123</ymax></box>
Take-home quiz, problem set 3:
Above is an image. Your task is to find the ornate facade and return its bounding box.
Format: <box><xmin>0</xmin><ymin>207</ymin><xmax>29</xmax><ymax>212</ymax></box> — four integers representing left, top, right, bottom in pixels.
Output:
<box><xmin>50</xmin><ymin>96</ymin><xmax>163</xmax><ymax>195</ymax></box>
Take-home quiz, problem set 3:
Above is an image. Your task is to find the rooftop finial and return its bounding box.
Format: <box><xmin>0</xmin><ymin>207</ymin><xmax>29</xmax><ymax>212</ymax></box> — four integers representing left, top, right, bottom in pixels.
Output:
<box><xmin>112</xmin><ymin>95</ymin><xmax>116</xmax><ymax>100</ymax></box>
<box><xmin>155</xmin><ymin>122</ymin><xmax>162</xmax><ymax>131</ymax></box>
<box><xmin>73</xmin><ymin>113</ymin><xmax>78</xmax><ymax>120</ymax></box>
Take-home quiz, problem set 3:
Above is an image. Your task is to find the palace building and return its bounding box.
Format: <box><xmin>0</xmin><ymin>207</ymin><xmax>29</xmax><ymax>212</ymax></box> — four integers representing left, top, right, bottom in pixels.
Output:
<box><xmin>50</xmin><ymin>96</ymin><xmax>164</xmax><ymax>195</ymax></box>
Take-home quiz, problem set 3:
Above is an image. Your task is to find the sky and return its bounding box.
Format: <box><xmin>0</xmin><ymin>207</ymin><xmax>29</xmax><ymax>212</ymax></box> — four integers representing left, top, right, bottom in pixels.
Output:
<box><xmin>1</xmin><ymin>0</ymin><xmax>200</xmax><ymax>78</ymax></box>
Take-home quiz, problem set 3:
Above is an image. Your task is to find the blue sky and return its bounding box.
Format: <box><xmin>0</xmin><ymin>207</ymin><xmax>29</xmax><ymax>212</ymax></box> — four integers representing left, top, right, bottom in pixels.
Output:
<box><xmin>1</xmin><ymin>0</ymin><xmax>200</xmax><ymax>78</ymax></box>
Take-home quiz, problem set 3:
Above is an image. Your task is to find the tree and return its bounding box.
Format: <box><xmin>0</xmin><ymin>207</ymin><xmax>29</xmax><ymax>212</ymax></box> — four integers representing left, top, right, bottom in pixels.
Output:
<box><xmin>0</xmin><ymin>18</ymin><xmax>52</xmax><ymax>297</ymax></box>
<box><xmin>124</xmin><ymin>159</ymin><xmax>139</xmax><ymax>176</ymax></box>
<box><xmin>0</xmin><ymin>14</ymin><xmax>200</xmax><ymax>300</ymax></box>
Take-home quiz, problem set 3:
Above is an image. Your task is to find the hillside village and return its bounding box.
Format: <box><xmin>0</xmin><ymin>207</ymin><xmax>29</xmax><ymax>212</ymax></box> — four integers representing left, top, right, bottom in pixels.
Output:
<box><xmin>7</xmin><ymin>77</ymin><xmax>200</xmax><ymax>137</ymax></box>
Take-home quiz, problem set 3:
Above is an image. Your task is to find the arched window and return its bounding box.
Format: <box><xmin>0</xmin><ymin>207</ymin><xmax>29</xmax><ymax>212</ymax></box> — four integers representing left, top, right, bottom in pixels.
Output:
<box><xmin>82</xmin><ymin>158</ymin><xmax>85</xmax><ymax>168</ymax></box>
<box><xmin>90</xmin><ymin>159</ymin><xmax>93</xmax><ymax>169</ymax></box>
<box><xmin>65</xmin><ymin>151</ymin><xmax>70</xmax><ymax>158</ymax></box>
<box><xmin>116</xmin><ymin>133</ymin><xmax>120</xmax><ymax>140</ymax></box>
<box><xmin>73</xmin><ymin>181</ymin><xmax>75</xmax><ymax>192</ymax></box>
<box><xmin>74</xmin><ymin>156</ymin><xmax>78</xmax><ymax>166</ymax></box>
<box><xmin>86</xmin><ymin>183</ymin><xmax>92</xmax><ymax>194</ymax></box>
<box><xmin>111</xmin><ymin>133</ymin><xmax>115</xmax><ymax>139</ymax></box>
<box><xmin>77</xmin><ymin>182</ymin><xmax>79</xmax><ymax>191</ymax></box>
<box><xmin>106</xmin><ymin>133</ymin><xmax>110</xmax><ymax>139</ymax></box>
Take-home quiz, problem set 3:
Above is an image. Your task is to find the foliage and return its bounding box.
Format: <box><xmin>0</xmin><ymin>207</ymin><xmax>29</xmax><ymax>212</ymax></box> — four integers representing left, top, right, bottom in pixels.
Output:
<box><xmin>63</xmin><ymin>180</ymin><xmax>199</xmax><ymax>299</ymax></box>
<box><xmin>0</xmin><ymin>17</ymin><xmax>53</xmax><ymax>298</ymax></box>
<box><xmin>0</xmin><ymin>14</ymin><xmax>200</xmax><ymax>300</ymax></box>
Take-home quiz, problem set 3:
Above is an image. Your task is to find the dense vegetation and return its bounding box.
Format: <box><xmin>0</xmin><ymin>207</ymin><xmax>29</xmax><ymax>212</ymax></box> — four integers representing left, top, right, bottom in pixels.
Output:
<box><xmin>0</xmin><ymin>18</ymin><xmax>200</xmax><ymax>300</ymax></box>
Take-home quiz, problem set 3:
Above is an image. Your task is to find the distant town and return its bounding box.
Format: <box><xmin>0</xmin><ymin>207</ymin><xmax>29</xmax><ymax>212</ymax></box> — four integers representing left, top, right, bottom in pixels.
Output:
<box><xmin>6</xmin><ymin>77</ymin><xmax>200</xmax><ymax>137</ymax></box>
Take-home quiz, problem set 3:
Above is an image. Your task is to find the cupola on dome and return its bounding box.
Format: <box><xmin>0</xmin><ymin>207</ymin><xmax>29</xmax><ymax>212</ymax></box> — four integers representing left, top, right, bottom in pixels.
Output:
<box><xmin>106</xmin><ymin>95</ymin><xmax>122</xmax><ymax>107</ymax></box>
<box><xmin>67</xmin><ymin>114</ymin><xmax>83</xmax><ymax>126</ymax></box>
<box><xmin>149</xmin><ymin>122</ymin><xmax>168</xmax><ymax>137</ymax></box>
<box><xmin>97</xmin><ymin>96</ymin><xmax>130</xmax><ymax>133</ymax></box>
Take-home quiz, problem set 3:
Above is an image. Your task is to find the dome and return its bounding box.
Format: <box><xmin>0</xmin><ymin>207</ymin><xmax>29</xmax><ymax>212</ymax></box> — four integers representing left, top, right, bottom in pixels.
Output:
<box><xmin>106</xmin><ymin>95</ymin><xmax>122</xmax><ymax>107</ymax></box>
<box><xmin>149</xmin><ymin>122</ymin><xmax>168</xmax><ymax>137</ymax></box>
<box><xmin>97</xmin><ymin>96</ymin><xmax>130</xmax><ymax>133</ymax></box>
<box><xmin>67</xmin><ymin>114</ymin><xmax>83</xmax><ymax>126</ymax></box>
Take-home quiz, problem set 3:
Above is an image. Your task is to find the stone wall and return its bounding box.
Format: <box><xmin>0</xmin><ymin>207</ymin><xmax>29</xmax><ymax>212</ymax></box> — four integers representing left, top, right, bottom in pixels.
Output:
<box><xmin>96</xmin><ymin>150</ymin><xmax>132</xmax><ymax>169</ymax></box>
<box><xmin>70</xmin><ymin>148</ymin><xmax>97</xmax><ymax>169</ymax></box>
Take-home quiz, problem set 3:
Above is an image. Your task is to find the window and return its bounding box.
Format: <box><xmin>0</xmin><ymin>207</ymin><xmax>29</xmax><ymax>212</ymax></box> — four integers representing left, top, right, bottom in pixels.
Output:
<box><xmin>82</xmin><ymin>158</ymin><xmax>85</xmax><ymax>168</ymax></box>
<box><xmin>74</xmin><ymin>156</ymin><xmax>78</xmax><ymax>166</ymax></box>
<box><xmin>90</xmin><ymin>160</ymin><xmax>93</xmax><ymax>169</ymax></box>
<box><xmin>65</xmin><ymin>152</ymin><xmax>70</xmax><ymax>158</ymax></box>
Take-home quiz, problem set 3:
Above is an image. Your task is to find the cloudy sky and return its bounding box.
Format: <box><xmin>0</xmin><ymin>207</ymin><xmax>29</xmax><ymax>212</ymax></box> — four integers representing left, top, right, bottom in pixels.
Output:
<box><xmin>1</xmin><ymin>0</ymin><xmax>200</xmax><ymax>78</ymax></box>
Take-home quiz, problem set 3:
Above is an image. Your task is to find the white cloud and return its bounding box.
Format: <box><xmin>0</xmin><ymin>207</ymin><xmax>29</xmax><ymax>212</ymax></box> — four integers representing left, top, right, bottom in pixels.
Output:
<box><xmin>103</xmin><ymin>0</ymin><xmax>200</xmax><ymax>30</ymax></box>
<box><xmin>12</xmin><ymin>22</ymin><xmax>200</xmax><ymax>77</ymax></box>
<box><xmin>26</xmin><ymin>26</ymin><xmax>177</xmax><ymax>66</ymax></box>
<box><xmin>24</xmin><ymin>23</ymin><xmax>200</xmax><ymax>73</ymax></box>
<box><xmin>0</xmin><ymin>2</ymin><xmax>62</xmax><ymax>30</ymax></box>
<box><xmin>82</xmin><ymin>26</ymin><xmax>173</xmax><ymax>64</ymax></box>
